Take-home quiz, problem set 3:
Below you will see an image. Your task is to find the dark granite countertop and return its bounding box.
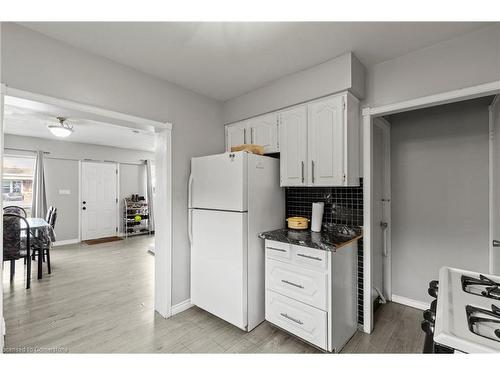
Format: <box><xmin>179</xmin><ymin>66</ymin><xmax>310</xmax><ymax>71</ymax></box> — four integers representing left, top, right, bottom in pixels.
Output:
<box><xmin>258</xmin><ymin>226</ymin><xmax>362</xmax><ymax>252</ymax></box>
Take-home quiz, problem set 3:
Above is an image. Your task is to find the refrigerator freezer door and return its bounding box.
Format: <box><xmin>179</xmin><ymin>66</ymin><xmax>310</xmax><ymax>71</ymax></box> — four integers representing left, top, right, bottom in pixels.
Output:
<box><xmin>191</xmin><ymin>209</ymin><xmax>248</xmax><ymax>330</ymax></box>
<box><xmin>190</xmin><ymin>152</ymin><xmax>247</xmax><ymax>211</ymax></box>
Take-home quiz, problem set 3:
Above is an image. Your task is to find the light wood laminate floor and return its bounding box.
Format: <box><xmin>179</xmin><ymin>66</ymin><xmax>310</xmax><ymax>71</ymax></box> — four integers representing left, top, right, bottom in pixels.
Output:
<box><xmin>2</xmin><ymin>236</ymin><xmax>424</xmax><ymax>353</ymax></box>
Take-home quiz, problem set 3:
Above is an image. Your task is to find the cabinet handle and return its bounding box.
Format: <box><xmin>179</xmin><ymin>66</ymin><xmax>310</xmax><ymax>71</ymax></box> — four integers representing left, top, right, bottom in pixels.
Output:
<box><xmin>311</xmin><ymin>160</ymin><xmax>315</xmax><ymax>183</ymax></box>
<box><xmin>281</xmin><ymin>279</ymin><xmax>304</xmax><ymax>289</ymax></box>
<box><xmin>267</xmin><ymin>247</ymin><xmax>287</xmax><ymax>252</ymax></box>
<box><xmin>280</xmin><ymin>313</ymin><xmax>303</xmax><ymax>325</ymax></box>
<box><xmin>244</xmin><ymin>128</ymin><xmax>247</xmax><ymax>144</ymax></box>
<box><xmin>301</xmin><ymin>161</ymin><xmax>304</xmax><ymax>183</ymax></box>
<box><xmin>251</xmin><ymin>128</ymin><xmax>254</xmax><ymax>144</ymax></box>
<box><xmin>297</xmin><ymin>253</ymin><xmax>322</xmax><ymax>261</ymax></box>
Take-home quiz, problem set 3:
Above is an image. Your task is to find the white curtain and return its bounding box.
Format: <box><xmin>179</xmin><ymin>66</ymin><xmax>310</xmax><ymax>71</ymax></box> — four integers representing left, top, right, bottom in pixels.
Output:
<box><xmin>145</xmin><ymin>159</ymin><xmax>155</xmax><ymax>232</ymax></box>
<box><xmin>31</xmin><ymin>150</ymin><xmax>48</xmax><ymax>218</ymax></box>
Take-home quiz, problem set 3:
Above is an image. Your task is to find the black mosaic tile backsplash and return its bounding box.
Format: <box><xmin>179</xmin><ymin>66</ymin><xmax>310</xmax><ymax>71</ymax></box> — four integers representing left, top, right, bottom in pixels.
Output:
<box><xmin>285</xmin><ymin>179</ymin><xmax>364</xmax><ymax>326</ymax></box>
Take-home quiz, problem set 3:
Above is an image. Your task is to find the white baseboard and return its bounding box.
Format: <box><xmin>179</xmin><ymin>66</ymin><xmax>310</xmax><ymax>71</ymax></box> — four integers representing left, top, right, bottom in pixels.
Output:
<box><xmin>53</xmin><ymin>238</ymin><xmax>80</xmax><ymax>247</ymax></box>
<box><xmin>391</xmin><ymin>294</ymin><xmax>429</xmax><ymax>311</ymax></box>
<box><xmin>171</xmin><ymin>299</ymin><xmax>193</xmax><ymax>316</ymax></box>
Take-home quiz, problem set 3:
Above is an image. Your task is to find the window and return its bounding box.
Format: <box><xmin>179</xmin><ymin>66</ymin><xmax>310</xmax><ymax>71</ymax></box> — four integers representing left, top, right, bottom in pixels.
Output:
<box><xmin>2</xmin><ymin>155</ymin><xmax>36</xmax><ymax>214</ymax></box>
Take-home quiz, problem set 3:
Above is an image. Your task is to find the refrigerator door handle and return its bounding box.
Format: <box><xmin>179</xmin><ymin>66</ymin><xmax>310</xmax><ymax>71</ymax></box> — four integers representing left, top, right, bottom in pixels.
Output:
<box><xmin>188</xmin><ymin>173</ymin><xmax>194</xmax><ymax>246</ymax></box>
<box><xmin>188</xmin><ymin>209</ymin><xmax>193</xmax><ymax>246</ymax></box>
<box><xmin>188</xmin><ymin>173</ymin><xmax>194</xmax><ymax>208</ymax></box>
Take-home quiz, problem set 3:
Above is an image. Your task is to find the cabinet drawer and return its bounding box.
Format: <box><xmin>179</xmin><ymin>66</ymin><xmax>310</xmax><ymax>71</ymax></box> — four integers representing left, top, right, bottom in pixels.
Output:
<box><xmin>265</xmin><ymin>290</ymin><xmax>327</xmax><ymax>350</ymax></box>
<box><xmin>266</xmin><ymin>258</ymin><xmax>328</xmax><ymax>310</ymax></box>
<box><xmin>292</xmin><ymin>245</ymin><xmax>328</xmax><ymax>270</ymax></box>
<box><xmin>265</xmin><ymin>240</ymin><xmax>291</xmax><ymax>260</ymax></box>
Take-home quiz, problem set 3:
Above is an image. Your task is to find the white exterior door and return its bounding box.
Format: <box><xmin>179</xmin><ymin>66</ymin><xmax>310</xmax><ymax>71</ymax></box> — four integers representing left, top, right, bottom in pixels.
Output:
<box><xmin>190</xmin><ymin>209</ymin><xmax>248</xmax><ymax>330</ymax></box>
<box><xmin>279</xmin><ymin>105</ymin><xmax>307</xmax><ymax>187</ymax></box>
<box><xmin>190</xmin><ymin>152</ymin><xmax>247</xmax><ymax>212</ymax></box>
<box><xmin>307</xmin><ymin>95</ymin><xmax>345</xmax><ymax>186</ymax></box>
<box><xmin>248</xmin><ymin>114</ymin><xmax>279</xmax><ymax>153</ymax></box>
<box><xmin>491</xmin><ymin>98</ymin><xmax>500</xmax><ymax>275</ymax></box>
<box><xmin>226</xmin><ymin>121</ymin><xmax>247</xmax><ymax>151</ymax></box>
<box><xmin>81</xmin><ymin>162</ymin><xmax>118</xmax><ymax>240</ymax></box>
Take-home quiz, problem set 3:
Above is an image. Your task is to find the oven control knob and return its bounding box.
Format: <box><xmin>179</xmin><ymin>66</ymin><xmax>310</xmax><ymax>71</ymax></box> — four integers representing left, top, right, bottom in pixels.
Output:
<box><xmin>423</xmin><ymin>309</ymin><xmax>435</xmax><ymax>322</ymax></box>
<box><xmin>421</xmin><ymin>320</ymin><xmax>434</xmax><ymax>335</ymax></box>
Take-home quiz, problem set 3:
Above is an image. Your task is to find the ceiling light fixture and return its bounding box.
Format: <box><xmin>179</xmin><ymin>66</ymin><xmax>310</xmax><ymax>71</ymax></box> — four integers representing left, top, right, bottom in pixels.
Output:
<box><xmin>48</xmin><ymin>116</ymin><xmax>73</xmax><ymax>138</ymax></box>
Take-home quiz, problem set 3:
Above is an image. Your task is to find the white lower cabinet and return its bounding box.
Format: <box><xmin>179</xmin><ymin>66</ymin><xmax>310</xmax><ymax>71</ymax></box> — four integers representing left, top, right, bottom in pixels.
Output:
<box><xmin>264</xmin><ymin>239</ymin><xmax>358</xmax><ymax>352</ymax></box>
<box><xmin>266</xmin><ymin>290</ymin><xmax>327</xmax><ymax>349</ymax></box>
<box><xmin>266</xmin><ymin>258</ymin><xmax>328</xmax><ymax>310</ymax></box>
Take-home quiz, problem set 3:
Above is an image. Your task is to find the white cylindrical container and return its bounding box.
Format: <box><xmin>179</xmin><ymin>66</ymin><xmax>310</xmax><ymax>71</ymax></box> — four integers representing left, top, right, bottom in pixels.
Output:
<box><xmin>311</xmin><ymin>202</ymin><xmax>324</xmax><ymax>232</ymax></box>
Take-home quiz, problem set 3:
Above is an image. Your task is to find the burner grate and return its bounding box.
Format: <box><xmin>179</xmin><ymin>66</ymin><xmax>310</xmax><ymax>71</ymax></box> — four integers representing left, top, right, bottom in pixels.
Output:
<box><xmin>461</xmin><ymin>274</ymin><xmax>500</xmax><ymax>300</ymax></box>
<box><xmin>466</xmin><ymin>304</ymin><xmax>500</xmax><ymax>342</ymax></box>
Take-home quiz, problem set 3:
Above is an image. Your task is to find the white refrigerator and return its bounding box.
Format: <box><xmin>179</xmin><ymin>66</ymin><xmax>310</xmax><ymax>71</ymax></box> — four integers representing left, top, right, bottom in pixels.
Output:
<box><xmin>188</xmin><ymin>151</ymin><xmax>284</xmax><ymax>331</ymax></box>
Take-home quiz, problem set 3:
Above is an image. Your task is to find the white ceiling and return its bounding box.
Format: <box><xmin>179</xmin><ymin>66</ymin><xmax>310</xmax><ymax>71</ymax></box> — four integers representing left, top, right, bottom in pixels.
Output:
<box><xmin>4</xmin><ymin>99</ymin><xmax>155</xmax><ymax>152</ymax></box>
<box><xmin>20</xmin><ymin>22</ymin><xmax>493</xmax><ymax>101</ymax></box>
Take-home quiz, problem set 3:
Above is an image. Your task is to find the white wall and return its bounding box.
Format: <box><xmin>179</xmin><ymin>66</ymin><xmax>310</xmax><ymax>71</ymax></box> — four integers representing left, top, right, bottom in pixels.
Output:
<box><xmin>389</xmin><ymin>98</ymin><xmax>491</xmax><ymax>303</ymax></box>
<box><xmin>1</xmin><ymin>23</ymin><xmax>224</xmax><ymax>305</ymax></box>
<box><xmin>222</xmin><ymin>52</ymin><xmax>365</xmax><ymax>124</ymax></box>
<box><xmin>365</xmin><ymin>24</ymin><xmax>500</xmax><ymax>108</ymax></box>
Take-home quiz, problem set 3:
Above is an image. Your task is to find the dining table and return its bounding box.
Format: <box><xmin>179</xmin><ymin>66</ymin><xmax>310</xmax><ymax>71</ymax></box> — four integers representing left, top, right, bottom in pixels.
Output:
<box><xmin>21</xmin><ymin>217</ymin><xmax>55</xmax><ymax>279</ymax></box>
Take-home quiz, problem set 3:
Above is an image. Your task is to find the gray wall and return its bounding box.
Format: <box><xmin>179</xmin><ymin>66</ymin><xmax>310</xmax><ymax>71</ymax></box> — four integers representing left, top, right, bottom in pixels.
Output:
<box><xmin>44</xmin><ymin>158</ymin><xmax>80</xmax><ymax>241</ymax></box>
<box><xmin>365</xmin><ymin>24</ymin><xmax>500</xmax><ymax>108</ymax></box>
<box><xmin>1</xmin><ymin>23</ymin><xmax>224</xmax><ymax>305</ymax></box>
<box><xmin>389</xmin><ymin>98</ymin><xmax>491</xmax><ymax>303</ymax></box>
<box><xmin>222</xmin><ymin>24</ymin><xmax>500</xmax><ymax>124</ymax></box>
<box><xmin>4</xmin><ymin>134</ymin><xmax>153</xmax><ymax>242</ymax></box>
<box><xmin>119</xmin><ymin>163</ymin><xmax>147</xmax><ymax>232</ymax></box>
<box><xmin>222</xmin><ymin>52</ymin><xmax>365</xmax><ymax>124</ymax></box>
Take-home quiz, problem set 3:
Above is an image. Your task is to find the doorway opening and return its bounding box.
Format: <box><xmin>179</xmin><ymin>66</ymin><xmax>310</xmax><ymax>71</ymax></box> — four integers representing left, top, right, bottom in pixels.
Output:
<box><xmin>363</xmin><ymin>82</ymin><xmax>500</xmax><ymax>334</ymax></box>
<box><xmin>0</xmin><ymin>86</ymin><xmax>172</xmax><ymax>352</ymax></box>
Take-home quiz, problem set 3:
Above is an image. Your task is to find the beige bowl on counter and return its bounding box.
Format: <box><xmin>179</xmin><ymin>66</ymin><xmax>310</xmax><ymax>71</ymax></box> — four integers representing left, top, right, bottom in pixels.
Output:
<box><xmin>286</xmin><ymin>216</ymin><xmax>310</xmax><ymax>230</ymax></box>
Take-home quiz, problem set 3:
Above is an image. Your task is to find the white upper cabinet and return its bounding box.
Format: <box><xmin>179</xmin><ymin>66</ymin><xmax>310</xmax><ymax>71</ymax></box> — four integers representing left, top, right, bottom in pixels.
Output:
<box><xmin>225</xmin><ymin>115</ymin><xmax>279</xmax><ymax>154</ymax></box>
<box><xmin>279</xmin><ymin>105</ymin><xmax>308</xmax><ymax>187</ymax></box>
<box><xmin>308</xmin><ymin>96</ymin><xmax>345</xmax><ymax>186</ymax></box>
<box><xmin>225</xmin><ymin>121</ymin><xmax>248</xmax><ymax>151</ymax></box>
<box><xmin>224</xmin><ymin>91</ymin><xmax>360</xmax><ymax>187</ymax></box>
<box><xmin>247</xmin><ymin>113</ymin><xmax>279</xmax><ymax>154</ymax></box>
<box><xmin>279</xmin><ymin>92</ymin><xmax>360</xmax><ymax>187</ymax></box>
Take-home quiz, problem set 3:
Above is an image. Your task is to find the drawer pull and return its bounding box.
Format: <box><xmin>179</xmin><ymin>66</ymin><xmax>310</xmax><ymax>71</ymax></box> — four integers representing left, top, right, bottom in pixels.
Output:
<box><xmin>297</xmin><ymin>253</ymin><xmax>322</xmax><ymax>261</ymax></box>
<box><xmin>281</xmin><ymin>279</ymin><xmax>304</xmax><ymax>289</ymax></box>
<box><xmin>280</xmin><ymin>313</ymin><xmax>303</xmax><ymax>325</ymax></box>
<box><xmin>267</xmin><ymin>247</ymin><xmax>287</xmax><ymax>252</ymax></box>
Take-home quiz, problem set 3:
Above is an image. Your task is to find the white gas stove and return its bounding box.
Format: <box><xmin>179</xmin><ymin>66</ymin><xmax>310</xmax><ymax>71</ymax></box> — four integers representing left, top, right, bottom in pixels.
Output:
<box><xmin>433</xmin><ymin>267</ymin><xmax>500</xmax><ymax>353</ymax></box>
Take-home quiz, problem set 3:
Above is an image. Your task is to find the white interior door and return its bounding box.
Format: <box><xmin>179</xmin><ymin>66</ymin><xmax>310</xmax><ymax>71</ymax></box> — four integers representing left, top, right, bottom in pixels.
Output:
<box><xmin>81</xmin><ymin>161</ymin><xmax>118</xmax><ymax>240</ymax></box>
<box><xmin>190</xmin><ymin>209</ymin><xmax>248</xmax><ymax>330</ymax></box>
<box><xmin>373</xmin><ymin>118</ymin><xmax>391</xmax><ymax>301</ymax></box>
<box><xmin>490</xmin><ymin>96</ymin><xmax>500</xmax><ymax>275</ymax></box>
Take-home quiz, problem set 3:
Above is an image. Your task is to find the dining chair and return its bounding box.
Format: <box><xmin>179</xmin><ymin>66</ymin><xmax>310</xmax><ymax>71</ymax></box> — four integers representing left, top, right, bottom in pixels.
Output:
<box><xmin>45</xmin><ymin>206</ymin><xmax>54</xmax><ymax>223</ymax></box>
<box><xmin>3</xmin><ymin>213</ymin><xmax>31</xmax><ymax>289</ymax></box>
<box><xmin>33</xmin><ymin>208</ymin><xmax>57</xmax><ymax>275</ymax></box>
<box><xmin>4</xmin><ymin>205</ymin><xmax>27</xmax><ymax>218</ymax></box>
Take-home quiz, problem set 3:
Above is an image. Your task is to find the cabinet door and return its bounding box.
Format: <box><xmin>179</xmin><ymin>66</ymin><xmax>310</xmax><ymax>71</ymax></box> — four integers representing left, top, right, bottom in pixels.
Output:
<box><xmin>307</xmin><ymin>95</ymin><xmax>345</xmax><ymax>186</ymax></box>
<box><xmin>225</xmin><ymin>122</ymin><xmax>247</xmax><ymax>151</ymax></box>
<box><xmin>247</xmin><ymin>114</ymin><xmax>279</xmax><ymax>153</ymax></box>
<box><xmin>279</xmin><ymin>105</ymin><xmax>307</xmax><ymax>186</ymax></box>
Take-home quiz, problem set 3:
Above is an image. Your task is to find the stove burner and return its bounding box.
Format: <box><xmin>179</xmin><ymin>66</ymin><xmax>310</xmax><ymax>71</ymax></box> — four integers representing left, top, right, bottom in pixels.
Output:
<box><xmin>466</xmin><ymin>304</ymin><xmax>500</xmax><ymax>343</ymax></box>
<box><xmin>461</xmin><ymin>274</ymin><xmax>500</xmax><ymax>300</ymax></box>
